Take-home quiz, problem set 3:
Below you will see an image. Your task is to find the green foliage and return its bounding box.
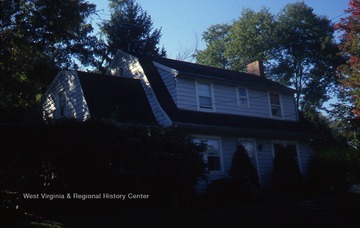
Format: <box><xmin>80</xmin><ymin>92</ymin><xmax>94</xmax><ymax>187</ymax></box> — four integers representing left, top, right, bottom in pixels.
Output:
<box><xmin>0</xmin><ymin>0</ymin><xmax>100</xmax><ymax>122</ymax></box>
<box><xmin>195</xmin><ymin>23</ymin><xmax>230</xmax><ymax>69</ymax></box>
<box><xmin>226</xmin><ymin>8</ymin><xmax>276</xmax><ymax>71</ymax></box>
<box><xmin>196</xmin><ymin>8</ymin><xmax>276</xmax><ymax>71</ymax></box>
<box><xmin>204</xmin><ymin>144</ymin><xmax>260</xmax><ymax>207</ymax></box>
<box><xmin>195</xmin><ymin>2</ymin><xmax>344</xmax><ymax>114</ymax></box>
<box><xmin>229</xmin><ymin>144</ymin><xmax>260</xmax><ymax>189</ymax></box>
<box><xmin>271</xmin><ymin>2</ymin><xmax>344</xmax><ymax>111</ymax></box>
<box><xmin>0</xmin><ymin>121</ymin><xmax>206</xmax><ymax>212</ymax></box>
<box><xmin>307</xmin><ymin>147</ymin><xmax>360</xmax><ymax>194</ymax></box>
<box><xmin>101</xmin><ymin>0</ymin><xmax>166</xmax><ymax>60</ymax></box>
<box><xmin>272</xmin><ymin>144</ymin><xmax>303</xmax><ymax>194</ymax></box>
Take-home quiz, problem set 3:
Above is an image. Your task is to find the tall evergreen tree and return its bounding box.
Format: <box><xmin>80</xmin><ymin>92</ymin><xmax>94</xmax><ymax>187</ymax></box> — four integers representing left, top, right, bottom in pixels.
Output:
<box><xmin>101</xmin><ymin>0</ymin><xmax>166</xmax><ymax>60</ymax></box>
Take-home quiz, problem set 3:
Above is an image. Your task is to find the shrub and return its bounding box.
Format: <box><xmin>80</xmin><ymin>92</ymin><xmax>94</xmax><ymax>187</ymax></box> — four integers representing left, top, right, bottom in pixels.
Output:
<box><xmin>306</xmin><ymin>147</ymin><xmax>360</xmax><ymax>194</ymax></box>
<box><xmin>229</xmin><ymin>144</ymin><xmax>260</xmax><ymax>189</ymax></box>
<box><xmin>0</xmin><ymin>120</ymin><xmax>207</xmax><ymax>213</ymax></box>
<box><xmin>272</xmin><ymin>144</ymin><xmax>303</xmax><ymax>194</ymax></box>
<box><xmin>204</xmin><ymin>145</ymin><xmax>260</xmax><ymax>207</ymax></box>
<box><xmin>117</xmin><ymin>126</ymin><xmax>207</xmax><ymax>208</ymax></box>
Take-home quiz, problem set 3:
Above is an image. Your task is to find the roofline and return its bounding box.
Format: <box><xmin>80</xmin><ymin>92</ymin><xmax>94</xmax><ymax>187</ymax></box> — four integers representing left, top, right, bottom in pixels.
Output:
<box><xmin>116</xmin><ymin>49</ymin><xmax>294</xmax><ymax>93</ymax></box>
<box><xmin>106</xmin><ymin>50</ymin><xmax>140</xmax><ymax>76</ymax></box>
<box><xmin>41</xmin><ymin>71</ymin><xmax>77</xmax><ymax>103</ymax></box>
<box><xmin>153</xmin><ymin>61</ymin><xmax>179</xmax><ymax>75</ymax></box>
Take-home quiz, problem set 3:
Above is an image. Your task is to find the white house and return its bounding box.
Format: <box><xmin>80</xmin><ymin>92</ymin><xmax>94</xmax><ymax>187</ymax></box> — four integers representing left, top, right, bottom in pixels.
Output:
<box><xmin>43</xmin><ymin>50</ymin><xmax>315</xmax><ymax>187</ymax></box>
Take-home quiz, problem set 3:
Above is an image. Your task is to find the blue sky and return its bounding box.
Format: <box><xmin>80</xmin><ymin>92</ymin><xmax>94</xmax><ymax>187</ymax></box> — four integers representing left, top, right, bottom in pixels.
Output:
<box><xmin>91</xmin><ymin>0</ymin><xmax>350</xmax><ymax>59</ymax></box>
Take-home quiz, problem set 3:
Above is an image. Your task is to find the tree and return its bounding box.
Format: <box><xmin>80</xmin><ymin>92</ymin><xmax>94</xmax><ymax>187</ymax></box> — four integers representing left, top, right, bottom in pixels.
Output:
<box><xmin>195</xmin><ymin>8</ymin><xmax>276</xmax><ymax>71</ymax></box>
<box><xmin>271</xmin><ymin>2</ymin><xmax>344</xmax><ymax>111</ymax></box>
<box><xmin>335</xmin><ymin>0</ymin><xmax>360</xmax><ymax>119</ymax></box>
<box><xmin>0</xmin><ymin>0</ymin><xmax>99</xmax><ymax>122</ymax></box>
<box><xmin>195</xmin><ymin>3</ymin><xmax>343</xmax><ymax>113</ymax></box>
<box><xmin>225</xmin><ymin>8</ymin><xmax>277</xmax><ymax>71</ymax></box>
<box><xmin>101</xmin><ymin>0</ymin><xmax>166</xmax><ymax>62</ymax></box>
<box><xmin>0</xmin><ymin>121</ymin><xmax>206</xmax><ymax>211</ymax></box>
<box><xmin>195</xmin><ymin>23</ymin><xmax>230</xmax><ymax>69</ymax></box>
<box><xmin>229</xmin><ymin>144</ymin><xmax>260</xmax><ymax>188</ymax></box>
<box><xmin>272</xmin><ymin>144</ymin><xmax>303</xmax><ymax>193</ymax></box>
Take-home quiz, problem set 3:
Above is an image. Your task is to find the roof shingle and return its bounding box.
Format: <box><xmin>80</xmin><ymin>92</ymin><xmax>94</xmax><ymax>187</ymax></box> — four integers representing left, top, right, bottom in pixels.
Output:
<box><xmin>137</xmin><ymin>58</ymin><xmax>314</xmax><ymax>140</ymax></box>
<box><xmin>77</xmin><ymin>71</ymin><xmax>156</xmax><ymax>124</ymax></box>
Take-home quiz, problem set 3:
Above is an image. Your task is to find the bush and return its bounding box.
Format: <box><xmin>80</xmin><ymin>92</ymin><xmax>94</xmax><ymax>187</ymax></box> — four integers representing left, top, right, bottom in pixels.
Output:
<box><xmin>204</xmin><ymin>145</ymin><xmax>261</xmax><ymax>207</ymax></box>
<box><xmin>0</xmin><ymin>120</ymin><xmax>207</xmax><ymax>214</ymax></box>
<box><xmin>306</xmin><ymin>147</ymin><xmax>360</xmax><ymax>194</ymax></box>
<box><xmin>229</xmin><ymin>144</ymin><xmax>260</xmax><ymax>189</ymax></box>
<box><xmin>272</xmin><ymin>145</ymin><xmax>303</xmax><ymax>194</ymax></box>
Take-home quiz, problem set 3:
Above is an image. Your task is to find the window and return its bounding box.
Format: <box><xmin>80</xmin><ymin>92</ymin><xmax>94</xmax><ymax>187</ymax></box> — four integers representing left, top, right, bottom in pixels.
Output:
<box><xmin>269</xmin><ymin>93</ymin><xmax>282</xmax><ymax>117</ymax></box>
<box><xmin>58</xmin><ymin>91</ymin><xmax>66</xmax><ymax>118</ymax></box>
<box><xmin>197</xmin><ymin>82</ymin><xmax>213</xmax><ymax>110</ymax></box>
<box><xmin>237</xmin><ymin>88</ymin><xmax>249</xmax><ymax>106</ymax></box>
<box><xmin>194</xmin><ymin>137</ymin><xmax>222</xmax><ymax>172</ymax></box>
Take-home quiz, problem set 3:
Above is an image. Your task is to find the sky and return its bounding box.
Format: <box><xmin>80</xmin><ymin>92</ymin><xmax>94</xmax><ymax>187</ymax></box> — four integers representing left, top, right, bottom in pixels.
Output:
<box><xmin>91</xmin><ymin>0</ymin><xmax>351</xmax><ymax>59</ymax></box>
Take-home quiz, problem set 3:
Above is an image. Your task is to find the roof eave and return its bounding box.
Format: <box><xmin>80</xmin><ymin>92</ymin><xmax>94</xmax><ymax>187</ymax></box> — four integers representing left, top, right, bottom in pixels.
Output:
<box><xmin>173</xmin><ymin>121</ymin><xmax>315</xmax><ymax>141</ymax></box>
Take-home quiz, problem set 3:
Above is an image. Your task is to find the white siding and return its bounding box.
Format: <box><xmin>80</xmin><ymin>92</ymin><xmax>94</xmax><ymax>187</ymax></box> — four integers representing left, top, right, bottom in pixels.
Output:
<box><xmin>157</xmin><ymin>68</ymin><xmax>177</xmax><ymax>102</ymax></box>
<box><xmin>106</xmin><ymin>50</ymin><xmax>172</xmax><ymax>126</ymax></box>
<box><xmin>221</xmin><ymin>137</ymin><xmax>239</xmax><ymax>175</ymax></box>
<box><xmin>281</xmin><ymin>94</ymin><xmax>298</xmax><ymax>121</ymax></box>
<box><xmin>196</xmin><ymin>135</ymin><xmax>311</xmax><ymax>188</ymax></box>
<box><xmin>176</xmin><ymin>77</ymin><xmax>297</xmax><ymax>120</ymax></box>
<box><xmin>298</xmin><ymin>142</ymin><xmax>312</xmax><ymax>177</ymax></box>
<box><xmin>256</xmin><ymin>140</ymin><xmax>274</xmax><ymax>187</ymax></box>
<box><xmin>42</xmin><ymin>71</ymin><xmax>90</xmax><ymax>121</ymax></box>
<box><xmin>176</xmin><ymin>78</ymin><xmax>198</xmax><ymax>110</ymax></box>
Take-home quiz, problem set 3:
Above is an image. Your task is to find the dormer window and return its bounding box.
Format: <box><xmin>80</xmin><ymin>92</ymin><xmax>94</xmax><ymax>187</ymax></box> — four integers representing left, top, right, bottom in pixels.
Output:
<box><xmin>58</xmin><ymin>91</ymin><xmax>66</xmax><ymax>118</ymax></box>
<box><xmin>197</xmin><ymin>82</ymin><xmax>214</xmax><ymax>110</ymax></box>
<box><xmin>269</xmin><ymin>93</ymin><xmax>282</xmax><ymax>118</ymax></box>
<box><xmin>237</xmin><ymin>87</ymin><xmax>249</xmax><ymax>106</ymax></box>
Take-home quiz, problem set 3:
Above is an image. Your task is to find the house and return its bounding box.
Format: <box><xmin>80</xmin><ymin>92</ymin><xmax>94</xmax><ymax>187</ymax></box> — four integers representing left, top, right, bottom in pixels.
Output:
<box><xmin>42</xmin><ymin>70</ymin><xmax>156</xmax><ymax>124</ymax></box>
<box><xmin>42</xmin><ymin>50</ymin><xmax>314</xmax><ymax>187</ymax></box>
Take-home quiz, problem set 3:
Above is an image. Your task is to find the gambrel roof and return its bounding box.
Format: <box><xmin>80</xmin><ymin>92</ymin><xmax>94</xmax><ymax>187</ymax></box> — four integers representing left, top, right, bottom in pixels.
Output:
<box><xmin>77</xmin><ymin>71</ymin><xmax>156</xmax><ymax>124</ymax></box>
<box><xmin>129</xmin><ymin>52</ymin><xmax>294</xmax><ymax>94</ymax></box>
<box><xmin>136</xmin><ymin>58</ymin><xmax>313</xmax><ymax>140</ymax></box>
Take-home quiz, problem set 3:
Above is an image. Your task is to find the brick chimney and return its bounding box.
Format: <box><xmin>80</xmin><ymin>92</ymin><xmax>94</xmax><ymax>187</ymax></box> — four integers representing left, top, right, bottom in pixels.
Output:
<box><xmin>246</xmin><ymin>60</ymin><xmax>264</xmax><ymax>77</ymax></box>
